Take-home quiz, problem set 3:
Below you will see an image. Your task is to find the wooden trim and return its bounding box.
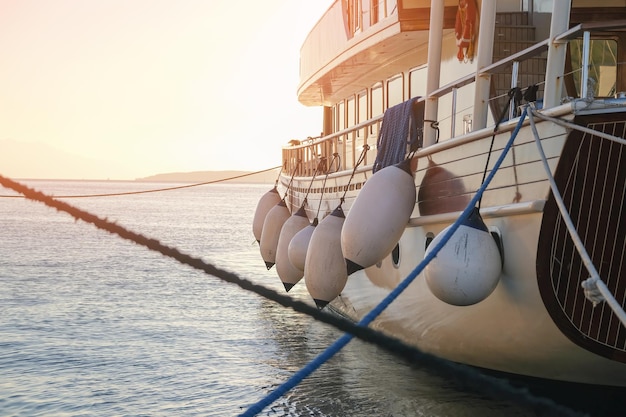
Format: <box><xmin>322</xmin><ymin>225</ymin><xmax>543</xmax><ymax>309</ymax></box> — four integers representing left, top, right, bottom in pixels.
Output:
<box><xmin>398</xmin><ymin>5</ymin><xmax>457</xmax><ymax>31</ymax></box>
<box><xmin>570</xmin><ymin>8</ymin><xmax>626</xmax><ymax>26</ymax></box>
<box><xmin>537</xmin><ymin>113</ymin><xmax>626</xmax><ymax>363</ymax></box>
<box><xmin>408</xmin><ymin>200</ymin><xmax>545</xmax><ymax>227</ymax></box>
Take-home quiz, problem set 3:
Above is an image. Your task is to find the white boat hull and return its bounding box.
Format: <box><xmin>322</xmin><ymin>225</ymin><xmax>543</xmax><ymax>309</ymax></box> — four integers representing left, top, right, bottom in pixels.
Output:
<box><xmin>332</xmin><ymin>210</ymin><xmax>626</xmax><ymax>386</ymax></box>
<box><xmin>274</xmin><ymin>113</ymin><xmax>626</xmax><ymax>387</ymax></box>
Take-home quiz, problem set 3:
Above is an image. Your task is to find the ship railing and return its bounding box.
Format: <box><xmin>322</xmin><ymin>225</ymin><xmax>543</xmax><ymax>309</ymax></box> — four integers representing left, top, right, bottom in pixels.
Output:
<box><xmin>430</xmin><ymin>20</ymin><xmax>625</xmax><ymax>142</ymax></box>
<box><xmin>284</xmin><ymin>21</ymin><xmax>625</xmax><ymax>178</ymax></box>
<box><xmin>428</xmin><ymin>39</ymin><xmax>550</xmax><ymax>142</ymax></box>
<box><xmin>282</xmin><ymin>114</ymin><xmax>384</xmax><ymax>177</ymax></box>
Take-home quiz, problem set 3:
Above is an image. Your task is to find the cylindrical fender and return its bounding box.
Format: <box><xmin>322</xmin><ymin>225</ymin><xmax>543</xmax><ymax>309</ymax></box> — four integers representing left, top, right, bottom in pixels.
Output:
<box><xmin>275</xmin><ymin>206</ymin><xmax>310</xmax><ymax>291</ymax></box>
<box><xmin>305</xmin><ymin>206</ymin><xmax>347</xmax><ymax>309</ymax></box>
<box><xmin>288</xmin><ymin>219</ymin><xmax>317</xmax><ymax>272</ymax></box>
<box><xmin>425</xmin><ymin>207</ymin><xmax>502</xmax><ymax>306</ymax></box>
<box><xmin>252</xmin><ymin>187</ymin><xmax>281</xmax><ymax>243</ymax></box>
<box><xmin>342</xmin><ymin>159</ymin><xmax>416</xmax><ymax>275</ymax></box>
<box><xmin>259</xmin><ymin>200</ymin><xmax>290</xmax><ymax>269</ymax></box>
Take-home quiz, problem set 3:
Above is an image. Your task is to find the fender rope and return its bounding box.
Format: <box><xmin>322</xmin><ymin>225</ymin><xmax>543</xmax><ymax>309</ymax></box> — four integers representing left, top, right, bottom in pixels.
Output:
<box><xmin>0</xmin><ymin>118</ymin><xmax>585</xmax><ymax>417</ymax></box>
<box><xmin>241</xmin><ymin>109</ymin><xmax>585</xmax><ymax>417</ymax></box>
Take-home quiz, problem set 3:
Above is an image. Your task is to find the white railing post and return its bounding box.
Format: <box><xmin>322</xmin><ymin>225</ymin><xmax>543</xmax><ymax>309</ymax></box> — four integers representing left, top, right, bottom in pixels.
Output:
<box><xmin>451</xmin><ymin>87</ymin><xmax>458</xmax><ymax>138</ymax></box>
<box><xmin>509</xmin><ymin>61</ymin><xmax>520</xmax><ymax>120</ymax></box>
<box><xmin>472</xmin><ymin>0</ymin><xmax>496</xmax><ymax>131</ymax></box>
<box><xmin>424</xmin><ymin>0</ymin><xmax>444</xmax><ymax>147</ymax></box>
<box><xmin>543</xmin><ymin>0</ymin><xmax>571</xmax><ymax>108</ymax></box>
<box><xmin>581</xmin><ymin>30</ymin><xmax>591</xmax><ymax>99</ymax></box>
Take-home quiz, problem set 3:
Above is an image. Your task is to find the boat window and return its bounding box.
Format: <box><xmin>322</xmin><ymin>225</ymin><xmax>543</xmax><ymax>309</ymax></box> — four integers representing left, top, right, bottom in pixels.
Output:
<box><xmin>392</xmin><ymin>243</ymin><xmax>400</xmax><ymax>267</ymax></box>
<box><xmin>347</xmin><ymin>96</ymin><xmax>356</xmax><ymax>128</ymax></box>
<box><xmin>568</xmin><ymin>38</ymin><xmax>618</xmax><ymax>98</ymax></box>
<box><xmin>371</xmin><ymin>82</ymin><xmax>383</xmax><ymax>138</ymax></box>
<box><xmin>360</xmin><ymin>1</ymin><xmax>371</xmax><ymax>31</ymax></box>
<box><xmin>387</xmin><ymin>74</ymin><xmax>404</xmax><ymax>108</ymax></box>
<box><xmin>337</xmin><ymin>100</ymin><xmax>345</xmax><ymax>132</ymax></box>
<box><xmin>324</xmin><ymin>106</ymin><xmax>335</xmax><ymax>136</ymax></box>
<box><xmin>409</xmin><ymin>66</ymin><xmax>427</xmax><ymax>98</ymax></box>
<box><xmin>357</xmin><ymin>90</ymin><xmax>368</xmax><ymax>137</ymax></box>
<box><xmin>358</xmin><ymin>91</ymin><xmax>368</xmax><ymax>123</ymax></box>
<box><xmin>347</xmin><ymin>0</ymin><xmax>361</xmax><ymax>35</ymax></box>
<box><xmin>373</xmin><ymin>0</ymin><xmax>397</xmax><ymax>21</ymax></box>
<box><xmin>386</xmin><ymin>0</ymin><xmax>397</xmax><ymax>17</ymax></box>
<box><xmin>371</xmin><ymin>82</ymin><xmax>383</xmax><ymax>117</ymax></box>
<box><xmin>425</xmin><ymin>233</ymin><xmax>435</xmax><ymax>251</ymax></box>
<box><xmin>522</xmin><ymin>0</ymin><xmax>553</xmax><ymax>13</ymax></box>
<box><xmin>371</xmin><ymin>0</ymin><xmax>383</xmax><ymax>24</ymax></box>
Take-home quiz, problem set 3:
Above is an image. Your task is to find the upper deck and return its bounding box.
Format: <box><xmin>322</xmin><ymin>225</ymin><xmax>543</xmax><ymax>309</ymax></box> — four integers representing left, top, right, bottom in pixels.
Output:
<box><xmin>297</xmin><ymin>0</ymin><xmax>458</xmax><ymax>107</ymax></box>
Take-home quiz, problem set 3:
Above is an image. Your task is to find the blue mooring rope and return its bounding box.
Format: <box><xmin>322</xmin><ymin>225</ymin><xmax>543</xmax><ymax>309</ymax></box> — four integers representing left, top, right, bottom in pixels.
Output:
<box><xmin>241</xmin><ymin>108</ymin><xmax>529</xmax><ymax>416</ymax></box>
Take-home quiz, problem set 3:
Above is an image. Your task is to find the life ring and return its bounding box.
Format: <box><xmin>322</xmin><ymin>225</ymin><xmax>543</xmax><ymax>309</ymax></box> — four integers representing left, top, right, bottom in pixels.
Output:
<box><xmin>455</xmin><ymin>0</ymin><xmax>479</xmax><ymax>62</ymax></box>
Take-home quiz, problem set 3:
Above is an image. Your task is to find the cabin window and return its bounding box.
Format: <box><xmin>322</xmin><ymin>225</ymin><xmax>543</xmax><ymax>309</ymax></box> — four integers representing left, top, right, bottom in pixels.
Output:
<box><xmin>387</xmin><ymin>74</ymin><xmax>404</xmax><ymax>108</ymax></box>
<box><xmin>371</xmin><ymin>0</ymin><xmax>383</xmax><ymax>24</ymax></box>
<box><xmin>338</xmin><ymin>101</ymin><xmax>345</xmax><ymax>131</ymax></box>
<box><xmin>337</xmin><ymin>100</ymin><xmax>346</xmax><ymax>132</ymax></box>
<box><xmin>358</xmin><ymin>91</ymin><xmax>368</xmax><ymax>123</ymax></box>
<box><xmin>347</xmin><ymin>0</ymin><xmax>361</xmax><ymax>35</ymax></box>
<box><xmin>347</xmin><ymin>96</ymin><xmax>356</xmax><ymax>128</ymax></box>
<box><xmin>409</xmin><ymin>66</ymin><xmax>427</xmax><ymax>98</ymax></box>
<box><xmin>425</xmin><ymin>233</ymin><xmax>435</xmax><ymax>251</ymax></box>
<box><xmin>371</xmin><ymin>82</ymin><xmax>383</xmax><ymax>117</ymax></box>
<box><xmin>522</xmin><ymin>0</ymin><xmax>553</xmax><ymax>13</ymax></box>
<box><xmin>371</xmin><ymin>82</ymin><xmax>383</xmax><ymax>139</ymax></box>
<box><xmin>372</xmin><ymin>0</ymin><xmax>396</xmax><ymax>22</ymax></box>
<box><xmin>357</xmin><ymin>90</ymin><xmax>368</xmax><ymax>137</ymax></box>
<box><xmin>346</xmin><ymin>96</ymin><xmax>356</xmax><ymax>165</ymax></box>
<box><xmin>391</xmin><ymin>243</ymin><xmax>400</xmax><ymax>267</ymax></box>
<box><xmin>361</xmin><ymin>1</ymin><xmax>371</xmax><ymax>31</ymax></box>
<box><xmin>324</xmin><ymin>106</ymin><xmax>334</xmax><ymax>136</ymax></box>
<box><xmin>569</xmin><ymin>38</ymin><xmax>618</xmax><ymax>98</ymax></box>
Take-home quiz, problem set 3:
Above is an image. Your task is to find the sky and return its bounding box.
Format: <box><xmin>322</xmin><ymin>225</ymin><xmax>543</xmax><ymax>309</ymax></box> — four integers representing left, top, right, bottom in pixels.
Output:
<box><xmin>0</xmin><ymin>0</ymin><xmax>333</xmax><ymax>180</ymax></box>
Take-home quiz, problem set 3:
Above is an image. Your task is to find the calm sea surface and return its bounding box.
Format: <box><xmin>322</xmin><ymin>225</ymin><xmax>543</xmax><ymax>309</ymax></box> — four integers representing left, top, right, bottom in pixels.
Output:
<box><xmin>0</xmin><ymin>180</ymin><xmax>620</xmax><ymax>416</ymax></box>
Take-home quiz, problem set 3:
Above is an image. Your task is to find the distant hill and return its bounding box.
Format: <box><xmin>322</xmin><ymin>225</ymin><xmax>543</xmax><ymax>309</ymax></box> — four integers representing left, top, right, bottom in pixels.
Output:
<box><xmin>136</xmin><ymin>168</ymin><xmax>280</xmax><ymax>184</ymax></box>
<box><xmin>1</xmin><ymin>139</ymin><xmax>281</xmax><ymax>183</ymax></box>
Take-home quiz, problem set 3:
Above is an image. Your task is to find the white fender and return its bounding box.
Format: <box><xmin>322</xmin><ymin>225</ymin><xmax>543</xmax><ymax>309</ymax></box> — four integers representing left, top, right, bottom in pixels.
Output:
<box><xmin>305</xmin><ymin>206</ymin><xmax>347</xmax><ymax>309</ymax></box>
<box><xmin>252</xmin><ymin>186</ymin><xmax>281</xmax><ymax>243</ymax></box>
<box><xmin>259</xmin><ymin>200</ymin><xmax>290</xmax><ymax>269</ymax></box>
<box><xmin>287</xmin><ymin>219</ymin><xmax>317</xmax><ymax>272</ymax></box>
<box><xmin>342</xmin><ymin>159</ymin><xmax>416</xmax><ymax>275</ymax></box>
<box><xmin>275</xmin><ymin>206</ymin><xmax>310</xmax><ymax>291</ymax></box>
<box><xmin>424</xmin><ymin>208</ymin><xmax>502</xmax><ymax>306</ymax></box>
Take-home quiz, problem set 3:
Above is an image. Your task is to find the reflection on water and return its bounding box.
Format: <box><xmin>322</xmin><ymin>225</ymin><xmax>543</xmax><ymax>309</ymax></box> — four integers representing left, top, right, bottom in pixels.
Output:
<box><xmin>0</xmin><ymin>180</ymin><xmax>623</xmax><ymax>417</ymax></box>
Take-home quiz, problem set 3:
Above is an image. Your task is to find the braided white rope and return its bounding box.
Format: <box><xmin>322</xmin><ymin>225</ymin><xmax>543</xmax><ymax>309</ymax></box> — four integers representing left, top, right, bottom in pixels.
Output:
<box><xmin>581</xmin><ymin>277</ymin><xmax>606</xmax><ymax>307</ymax></box>
<box><xmin>529</xmin><ymin>107</ymin><xmax>626</xmax><ymax>328</ymax></box>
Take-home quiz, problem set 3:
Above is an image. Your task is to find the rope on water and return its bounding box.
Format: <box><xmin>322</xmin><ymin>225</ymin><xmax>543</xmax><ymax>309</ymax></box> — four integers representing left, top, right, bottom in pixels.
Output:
<box><xmin>0</xmin><ymin>166</ymin><xmax>281</xmax><ymax>199</ymax></box>
<box><xmin>0</xmin><ymin>160</ymin><xmax>585</xmax><ymax>417</ymax></box>
<box><xmin>529</xmin><ymin>108</ymin><xmax>626</xmax><ymax>327</ymax></box>
<box><xmin>241</xmin><ymin>108</ymin><xmax>587</xmax><ymax>417</ymax></box>
<box><xmin>373</xmin><ymin>97</ymin><xmax>423</xmax><ymax>172</ymax></box>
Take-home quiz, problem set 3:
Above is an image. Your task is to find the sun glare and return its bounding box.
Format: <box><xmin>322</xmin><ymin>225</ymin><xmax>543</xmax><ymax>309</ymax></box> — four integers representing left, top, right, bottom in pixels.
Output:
<box><xmin>0</xmin><ymin>0</ymin><xmax>332</xmax><ymax>180</ymax></box>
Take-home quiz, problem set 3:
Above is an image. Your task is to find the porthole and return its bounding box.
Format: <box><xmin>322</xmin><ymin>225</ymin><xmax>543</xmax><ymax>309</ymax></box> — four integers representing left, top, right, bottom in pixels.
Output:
<box><xmin>489</xmin><ymin>227</ymin><xmax>504</xmax><ymax>268</ymax></box>
<box><xmin>392</xmin><ymin>243</ymin><xmax>400</xmax><ymax>267</ymax></box>
<box><xmin>425</xmin><ymin>232</ymin><xmax>435</xmax><ymax>251</ymax></box>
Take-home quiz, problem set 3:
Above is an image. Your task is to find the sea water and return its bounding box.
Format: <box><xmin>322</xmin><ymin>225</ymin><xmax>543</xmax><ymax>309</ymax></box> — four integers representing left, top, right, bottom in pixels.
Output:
<box><xmin>0</xmin><ymin>180</ymin><xmax>618</xmax><ymax>416</ymax></box>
